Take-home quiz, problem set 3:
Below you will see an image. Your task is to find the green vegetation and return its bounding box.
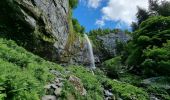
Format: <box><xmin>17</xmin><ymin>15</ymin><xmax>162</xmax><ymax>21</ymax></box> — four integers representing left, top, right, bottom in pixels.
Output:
<box><xmin>86</xmin><ymin>1</ymin><xmax>170</xmax><ymax>99</ymax></box>
<box><xmin>102</xmin><ymin>56</ymin><xmax>127</xmax><ymax>78</ymax></box>
<box><xmin>125</xmin><ymin>16</ymin><xmax>170</xmax><ymax>76</ymax></box>
<box><xmin>0</xmin><ymin>38</ymin><xmax>58</xmax><ymax>99</ymax></box>
<box><xmin>69</xmin><ymin>0</ymin><xmax>79</xmax><ymax>9</ymax></box>
<box><xmin>0</xmin><ymin>38</ymin><xmax>149</xmax><ymax>100</ymax></box>
<box><xmin>0</xmin><ymin>0</ymin><xmax>170</xmax><ymax>99</ymax></box>
<box><xmin>131</xmin><ymin>0</ymin><xmax>170</xmax><ymax>31</ymax></box>
<box><xmin>105</xmin><ymin>79</ymin><xmax>149</xmax><ymax>100</ymax></box>
<box><xmin>72</xmin><ymin>18</ymin><xmax>85</xmax><ymax>34</ymax></box>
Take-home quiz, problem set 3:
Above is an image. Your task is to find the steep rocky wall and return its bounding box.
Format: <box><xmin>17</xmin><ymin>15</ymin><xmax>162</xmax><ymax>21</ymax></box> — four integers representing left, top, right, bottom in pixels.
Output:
<box><xmin>0</xmin><ymin>0</ymin><xmax>69</xmax><ymax>61</ymax></box>
<box><xmin>0</xmin><ymin>0</ymin><xmax>97</xmax><ymax>66</ymax></box>
<box><xmin>92</xmin><ymin>32</ymin><xmax>131</xmax><ymax>62</ymax></box>
<box><xmin>60</xmin><ymin>36</ymin><xmax>93</xmax><ymax>66</ymax></box>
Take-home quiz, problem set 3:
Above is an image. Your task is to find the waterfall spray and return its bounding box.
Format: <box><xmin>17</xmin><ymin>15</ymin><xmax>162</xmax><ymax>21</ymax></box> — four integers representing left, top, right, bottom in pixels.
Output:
<box><xmin>84</xmin><ymin>34</ymin><xmax>96</xmax><ymax>69</ymax></box>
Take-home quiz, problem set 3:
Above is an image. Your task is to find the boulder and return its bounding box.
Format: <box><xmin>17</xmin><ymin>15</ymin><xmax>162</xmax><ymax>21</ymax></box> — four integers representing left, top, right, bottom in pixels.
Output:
<box><xmin>69</xmin><ymin>75</ymin><xmax>87</xmax><ymax>96</ymax></box>
<box><xmin>42</xmin><ymin>95</ymin><xmax>57</xmax><ymax>100</ymax></box>
<box><xmin>54</xmin><ymin>87</ymin><xmax>62</xmax><ymax>96</ymax></box>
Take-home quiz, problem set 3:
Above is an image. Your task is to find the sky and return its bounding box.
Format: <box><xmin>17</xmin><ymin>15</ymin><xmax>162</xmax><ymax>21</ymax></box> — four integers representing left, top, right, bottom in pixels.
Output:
<box><xmin>73</xmin><ymin>0</ymin><xmax>169</xmax><ymax>32</ymax></box>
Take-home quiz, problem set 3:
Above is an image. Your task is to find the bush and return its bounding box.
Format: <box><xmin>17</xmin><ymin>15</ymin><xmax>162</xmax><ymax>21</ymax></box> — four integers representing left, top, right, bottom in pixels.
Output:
<box><xmin>102</xmin><ymin>56</ymin><xmax>127</xmax><ymax>78</ymax></box>
<box><xmin>105</xmin><ymin>79</ymin><xmax>149</xmax><ymax>100</ymax></box>
<box><xmin>69</xmin><ymin>0</ymin><xmax>78</xmax><ymax>9</ymax></box>
<box><xmin>142</xmin><ymin>41</ymin><xmax>170</xmax><ymax>76</ymax></box>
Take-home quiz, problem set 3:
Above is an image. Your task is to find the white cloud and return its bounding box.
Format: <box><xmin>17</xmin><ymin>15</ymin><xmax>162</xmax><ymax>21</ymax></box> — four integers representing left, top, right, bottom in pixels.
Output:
<box><xmin>88</xmin><ymin>0</ymin><xmax>102</xmax><ymax>8</ymax></box>
<box><xmin>79</xmin><ymin>0</ymin><xmax>102</xmax><ymax>8</ymax></box>
<box><xmin>96</xmin><ymin>0</ymin><xmax>170</xmax><ymax>27</ymax></box>
<box><xmin>95</xmin><ymin>19</ymin><xmax>105</xmax><ymax>27</ymax></box>
<box><xmin>101</xmin><ymin>0</ymin><xmax>148</xmax><ymax>24</ymax></box>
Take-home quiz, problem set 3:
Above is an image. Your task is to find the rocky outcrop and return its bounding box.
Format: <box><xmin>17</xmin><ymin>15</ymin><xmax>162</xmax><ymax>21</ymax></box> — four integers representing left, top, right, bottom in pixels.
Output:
<box><xmin>69</xmin><ymin>75</ymin><xmax>87</xmax><ymax>96</ymax></box>
<box><xmin>0</xmin><ymin>0</ymin><xmax>97</xmax><ymax>66</ymax></box>
<box><xmin>0</xmin><ymin>0</ymin><xmax>69</xmax><ymax>61</ymax></box>
<box><xmin>60</xmin><ymin>36</ymin><xmax>95</xmax><ymax>67</ymax></box>
<box><xmin>93</xmin><ymin>32</ymin><xmax>130</xmax><ymax>62</ymax></box>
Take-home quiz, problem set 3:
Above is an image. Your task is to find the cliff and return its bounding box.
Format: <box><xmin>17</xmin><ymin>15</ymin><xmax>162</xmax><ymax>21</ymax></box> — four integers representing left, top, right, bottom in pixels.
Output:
<box><xmin>0</xmin><ymin>0</ymin><xmax>69</xmax><ymax>61</ymax></box>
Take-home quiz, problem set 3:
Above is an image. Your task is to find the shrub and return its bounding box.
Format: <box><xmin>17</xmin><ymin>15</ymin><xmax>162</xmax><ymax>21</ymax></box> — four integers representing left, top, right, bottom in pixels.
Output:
<box><xmin>102</xmin><ymin>56</ymin><xmax>127</xmax><ymax>78</ymax></box>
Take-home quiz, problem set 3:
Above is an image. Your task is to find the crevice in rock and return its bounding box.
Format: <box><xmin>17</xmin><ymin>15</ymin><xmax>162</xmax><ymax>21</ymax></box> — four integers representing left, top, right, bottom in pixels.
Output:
<box><xmin>30</xmin><ymin>0</ymin><xmax>36</xmax><ymax>6</ymax></box>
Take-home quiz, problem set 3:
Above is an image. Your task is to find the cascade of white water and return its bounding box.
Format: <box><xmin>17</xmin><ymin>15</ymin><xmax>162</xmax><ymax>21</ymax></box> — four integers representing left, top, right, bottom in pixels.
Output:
<box><xmin>84</xmin><ymin>34</ymin><xmax>96</xmax><ymax>69</ymax></box>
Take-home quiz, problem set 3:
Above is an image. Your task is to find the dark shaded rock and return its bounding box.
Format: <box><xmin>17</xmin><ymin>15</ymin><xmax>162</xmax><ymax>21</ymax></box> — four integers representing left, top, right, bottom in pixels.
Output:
<box><xmin>0</xmin><ymin>0</ymin><xmax>69</xmax><ymax>61</ymax></box>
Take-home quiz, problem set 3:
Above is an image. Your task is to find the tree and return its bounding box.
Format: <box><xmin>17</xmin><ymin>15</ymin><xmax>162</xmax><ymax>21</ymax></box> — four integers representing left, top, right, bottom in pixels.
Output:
<box><xmin>132</xmin><ymin>0</ymin><xmax>170</xmax><ymax>31</ymax></box>
<box><xmin>69</xmin><ymin>0</ymin><xmax>79</xmax><ymax>9</ymax></box>
<box><xmin>72</xmin><ymin>18</ymin><xmax>85</xmax><ymax>34</ymax></box>
<box><xmin>126</xmin><ymin>16</ymin><xmax>170</xmax><ymax>75</ymax></box>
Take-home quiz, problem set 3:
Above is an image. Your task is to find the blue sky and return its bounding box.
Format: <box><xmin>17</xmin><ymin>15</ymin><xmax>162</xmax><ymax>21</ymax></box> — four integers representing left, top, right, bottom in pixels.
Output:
<box><xmin>73</xmin><ymin>1</ymin><xmax>119</xmax><ymax>32</ymax></box>
<box><xmin>73</xmin><ymin>0</ymin><xmax>150</xmax><ymax>32</ymax></box>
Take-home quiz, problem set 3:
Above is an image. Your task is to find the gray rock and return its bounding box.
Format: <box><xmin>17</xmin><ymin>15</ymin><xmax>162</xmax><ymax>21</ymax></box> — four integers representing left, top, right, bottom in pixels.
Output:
<box><xmin>96</xmin><ymin>32</ymin><xmax>130</xmax><ymax>57</ymax></box>
<box><xmin>69</xmin><ymin>75</ymin><xmax>87</xmax><ymax>96</ymax></box>
<box><xmin>104</xmin><ymin>90</ymin><xmax>113</xmax><ymax>96</ymax></box>
<box><xmin>51</xmin><ymin>84</ymin><xmax>58</xmax><ymax>89</ymax></box>
<box><xmin>0</xmin><ymin>0</ymin><xmax>69</xmax><ymax>61</ymax></box>
<box><xmin>150</xmin><ymin>94</ymin><xmax>160</xmax><ymax>100</ymax></box>
<box><xmin>55</xmin><ymin>78</ymin><xmax>60</xmax><ymax>83</ymax></box>
<box><xmin>44</xmin><ymin>84</ymin><xmax>52</xmax><ymax>89</ymax></box>
<box><xmin>42</xmin><ymin>95</ymin><xmax>56</xmax><ymax>100</ymax></box>
<box><xmin>60</xmin><ymin>36</ymin><xmax>97</xmax><ymax>67</ymax></box>
<box><xmin>50</xmin><ymin>70</ymin><xmax>62</xmax><ymax>76</ymax></box>
<box><xmin>54</xmin><ymin>87</ymin><xmax>62</xmax><ymax>96</ymax></box>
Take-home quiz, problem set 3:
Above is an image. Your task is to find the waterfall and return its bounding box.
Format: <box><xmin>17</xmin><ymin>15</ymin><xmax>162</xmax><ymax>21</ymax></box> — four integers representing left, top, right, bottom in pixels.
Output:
<box><xmin>84</xmin><ymin>34</ymin><xmax>96</xmax><ymax>69</ymax></box>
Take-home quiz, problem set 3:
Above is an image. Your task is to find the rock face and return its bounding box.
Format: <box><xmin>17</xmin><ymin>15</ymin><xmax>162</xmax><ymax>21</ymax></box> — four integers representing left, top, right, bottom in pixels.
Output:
<box><xmin>0</xmin><ymin>0</ymin><xmax>97</xmax><ymax>66</ymax></box>
<box><xmin>60</xmin><ymin>36</ymin><xmax>98</xmax><ymax>67</ymax></box>
<box><xmin>94</xmin><ymin>32</ymin><xmax>130</xmax><ymax>62</ymax></box>
<box><xmin>0</xmin><ymin>0</ymin><xmax>69</xmax><ymax>60</ymax></box>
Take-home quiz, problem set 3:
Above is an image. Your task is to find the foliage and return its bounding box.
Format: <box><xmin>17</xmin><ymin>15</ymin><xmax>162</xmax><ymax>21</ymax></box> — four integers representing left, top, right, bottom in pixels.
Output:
<box><xmin>115</xmin><ymin>39</ymin><xmax>127</xmax><ymax>55</ymax></box>
<box><xmin>0</xmin><ymin>37</ymin><xmax>150</xmax><ymax>100</ymax></box>
<box><xmin>65</xmin><ymin>66</ymin><xmax>104</xmax><ymax>100</ymax></box>
<box><xmin>142</xmin><ymin>41</ymin><xmax>170</xmax><ymax>76</ymax></box>
<box><xmin>132</xmin><ymin>0</ymin><xmax>170</xmax><ymax>31</ymax></box>
<box><xmin>146</xmin><ymin>85</ymin><xmax>170</xmax><ymax>100</ymax></box>
<box><xmin>119</xmin><ymin>73</ymin><xmax>142</xmax><ymax>86</ymax></box>
<box><xmin>126</xmin><ymin>16</ymin><xmax>170</xmax><ymax>76</ymax></box>
<box><xmin>102</xmin><ymin>56</ymin><xmax>127</xmax><ymax>78</ymax></box>
<box><xmin>65</xmin><ymin>66</ymin><xmax>149</xmax><ymax>100</ymax></box>
<box><xmin>105</xmin><ymin>79</ymin><xmax>149</xmax><ymax>100</ymax></box>
<box><xmin>72</xmin><ymin>18</ymin><xmax>85</xmax><ymax>34</ymax></box>
<box><xmin>0</xmin><ymin>38</ymin><xmax>61</xmax><ymax>99</ymax></box>
<box><xmin>69</xmin><ymin>0</ymin><xmax>79</xmax><ymax>9</ymax></box>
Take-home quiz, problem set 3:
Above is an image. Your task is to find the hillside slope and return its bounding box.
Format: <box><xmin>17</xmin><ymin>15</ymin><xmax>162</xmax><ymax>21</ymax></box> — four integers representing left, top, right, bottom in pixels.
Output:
<box><xmin>0</xmin><ymin>38</ymin><xmax>149</xmax><ymax>100</ymax></box>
